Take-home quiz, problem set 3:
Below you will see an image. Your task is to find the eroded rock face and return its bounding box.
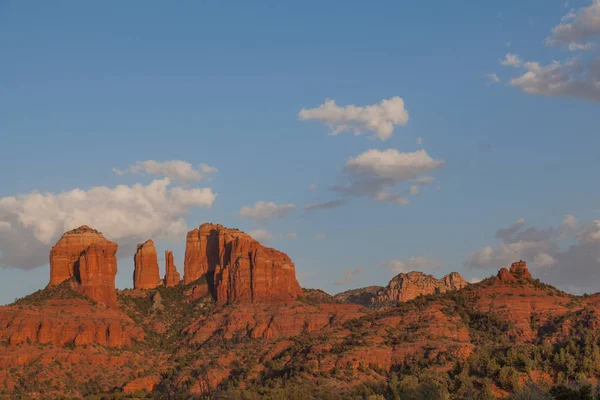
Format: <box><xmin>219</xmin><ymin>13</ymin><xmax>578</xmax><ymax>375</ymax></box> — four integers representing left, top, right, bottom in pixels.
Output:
<box><xmin>184</xmin><ymin>223</ymin><xmax>303</xmax><ymax>304</ymax></box>
<box><xmin>48</xmin><ymin>226</ymin><xmax>118</xmax><ymax>306</ymax></box>
<box><xmin>133</xmin><ymin>240</ymin><xmax>161</xmax><ymax>290</ymax></box>
<box><xmin>49</xmin><ymin>226</ymin><xmax>112</xmax><ymax>286</ymax></box>
<box><xmin>509</xmin><ymin>260</ymin><xmax>532</xmax><ymax>279</ymax></box>
<box><xmin>497</xmin><ymin>260</ymin><xmax>533</xmax><ymax>282</ymax></box>
<box><xmin>375</xmin><ymin>271</ymin><xmax>468</xmax><ymax>303</ymax></box>
<box><xmin>78</xmin><ymin>242</ymin><xmax>118</xmax><ymax>306</ymax></box>
<box><xmin>164</xmin><ymin>250</ymin><xmax>181</xmax><ymax>287</ymax></box>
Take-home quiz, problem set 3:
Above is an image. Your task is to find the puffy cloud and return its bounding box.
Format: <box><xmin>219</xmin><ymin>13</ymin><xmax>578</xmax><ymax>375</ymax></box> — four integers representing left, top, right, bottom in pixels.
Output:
<box><xmin>113</xmin><ymin>160</ymin><xmax>217</xmax><ymax>183</ymax></box>
<box><xmin>332</xmin><ymin>149</ymin><xmax>444</xmax><ymax>205</ymax></box>
<box><xmin>238</xmin><ymin>201</ymin><xmax>296</xmax><ymax>224</ymax></box>
<box><xmin>334</xmin><ymin>267</ymin><xmax>364</xmax><ymax>286</ymax></box>
<box><xmin>248</xmin><ymin>229</ymin><xmax>272</xmax><ymax>244</ymax></box>
<box><xmin>0</xmin><ymin>179</ymin><xmax>216</xmax><ymax>269</ymax></box>
<box><xmin>304</xmin><ymin>199</ymin><xmax>347</xmax><ymax>211</ymax></box>
<box><xmin>298</xmin><ymin>97</ymin><xmax>409</xmax><ymax>141</ymax></box>
<box><xmin>486</xmin><ymin>73</ymin><xmax>501</xmax><ymax>85</ymax></box>
<box><xmin>500</xmin><ymin>53</ymin><xmax>523</xmax><ymax>67</ymax></box>
<box><xmin>382</xmin><ymin>257</ymin><xmax>444</xmax><ymax>275</ymax></box>
<box><xmin>548</xmin><ymin>1</ymin><xmax>600</xmax><ymax>47</ymax></box>
<box><xmin>315</xmin><ymin>234</ymin><xmax>326</xmax><ymax>239</ymax></box>
<box><xmin>465</xmin><ymin>215</ymin><xmax>600</xmax><ymax>294</ymax></box>
<box><xmin>509</xmin><ymin>56</ymin><xmax>600</xmax><ymax>102</ymax></box>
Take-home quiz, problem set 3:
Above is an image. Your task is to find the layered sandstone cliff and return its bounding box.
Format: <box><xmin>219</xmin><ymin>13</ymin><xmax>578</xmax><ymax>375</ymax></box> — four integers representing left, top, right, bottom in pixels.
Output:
<box><xmin>48</xmin><ymin>226</ymin><xmax>118</xmax><ymax>305</ymax></box>
<box><xmin>184</xmin><ymin>223</ymin><xmax>302</xmax><ymax>304</ymax></box>
<box><xmin>133</xmin><ymin>240</ymin><xmax>161</xmax><ymax>290</ymax></box>
<box><xmin>164</xmin><ymin>250</ymin><xmax>181</xmax><ymax>287</ymax></box>
<box><xmin>375</xmin><ymin>271</ymin><xmax>468</xmax><ymax>303</ymax></box>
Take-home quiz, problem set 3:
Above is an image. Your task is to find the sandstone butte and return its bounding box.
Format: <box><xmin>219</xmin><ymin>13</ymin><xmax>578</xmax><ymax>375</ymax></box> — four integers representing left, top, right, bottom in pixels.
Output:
<box><xmin>374</xmin><ymin>270</ymin><xmax>469</xmax><ymax>303</ymax></box>
<box><xmin>164</xmin><ymin>250</ymin><xmax>181</xmax><ymax>287</ymax></box>
<box><xmin>184</xmin><ymin>223</ymin><xmax>303</xmax><ymax>304</ymax></box>
<box><xmin>133</xmin><ymin>239</ymin><xmax>162</xmax><ymax>290</ymax></box>
<box><xmin>48</xmin><ymin>225</ymin><xmax>118</xmax><ymax>306</ymax></box>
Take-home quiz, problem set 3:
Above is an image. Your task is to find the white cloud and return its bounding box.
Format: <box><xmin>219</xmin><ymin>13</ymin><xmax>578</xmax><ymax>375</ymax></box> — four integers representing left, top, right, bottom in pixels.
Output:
<box><xmin>486</xmin><ymin>73</ymin><xmax>501</xmax><ymax>85</ymax></box>
<box><xmin>509</xmin><ymin>57</ymin><xmax>600</xmax><ymax>102</ymax></box>
<box><xmin>469</xmin><ymin>277</ymin><xmax>483</xmax><ymax>284</ymax></box>
<box><xmin>298</xmin><ymin>96</ymin><xmax>409</xmax><ymax>141</ymax></box>
<box><xmin>286</xmin><ymin>232</ymin><xmax>297</xmax><ymax>239</ymax></box>
<box><xmin>500</xmin><ymin>53</ymin><xmax>523</xmax><ymax>67</ymax></box>
<box><xmin>113</xmin><ymin>160</ymin><xmax>217</xmax><ymax>183</ymax></box>
<box><xmin>332</xmin><ymin>149</ymin><xmax>444</xmax><ymax>205</ymax></box>
<box><xmin>334</xmin><ymin>267</ymin><xmax>364</xmax><ymax>286</ymax></box>
<box><xmin>238</xmin><ymin>201</ymin><xmax>296</xmax><ymax>224</ymax></box>
<box><xmin>0</xmin><ymin>179</ymin><xmax>216</xmax><ymax>269</ymax></box>
<box><xmin>303</xmin><ymin>199</ymin><xmax>347</xmax><ymax>211</ymax></box>
<box><xmin>548</xmin><ymin>0</ymin><xmax>600</xmax><ymax>46</ymax></box>
<box><xmin>382</xmin><ymin>257</ymin><xmax>444</xmax><ymax>275</ymax></box>
<box><xmin>412</xmin><ymin>176</ymin><xmax>435</xmax><ymax>185</ymax></box>
<box><xmin>248</xmin><ymin>229</ymin><xmax>272</xmax><ymax>244</ymax></box>
<box><xmin>568</xmin><ymin>42</ymin><xmax>595</xmax><ymax>51</ymax></box>
<box><xmin>408</xmin><ymin>185</ymin><xmax>420</xmax><ymax>196</ymax></box>
<box><xmin>315</xmin><ymin>234</ymin><xmax>326</xmax><ymax>239</ymax></box>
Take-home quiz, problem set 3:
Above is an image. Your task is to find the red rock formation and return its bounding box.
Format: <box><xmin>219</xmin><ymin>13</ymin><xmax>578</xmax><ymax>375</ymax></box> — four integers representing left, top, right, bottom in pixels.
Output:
<box><xmin>48</xmin><ymin>226</ymin><xmax>118</xmax><ymax>306</ymax></box>
<box><xmin>497</xmin><ymin>260</ymin><xmax>533</xmax><ymax>283</ymax></box>
<box><xmin>164</xmin><ymin>250</ymin><xmax>181</xmax><ymax>287</ymax></box>
<box><xmin>49</xmin><ymin>226</ymin><xmax>112</xmax><ymax>286</ymax></box>
<box><xmin>133</xmin><ymin>240</ymin><xmax>161</xmax><ymax>290</ymax></box>
<box><xmin>78</xmin><ymin>242</ymin><xmax>118</xmax><ymax>306</ymax></box>
<box><xmin>497</xmin><ymin>267</ymin><xmax>517</xmax><ymax>283</ymax></box>
<box><xmin>509</xmin><ymin>260</ymin><xmax>532</xmax><ymax>279</ymax></box>
<box><xmin>184</xmin><ymin>223</ymin><xmax>303</xmax><ymax>304</ymax></box>
<box><xmin>375</xmin><ymin>271</ymin><xmax>468</xmax><ymax>303</ymax></box>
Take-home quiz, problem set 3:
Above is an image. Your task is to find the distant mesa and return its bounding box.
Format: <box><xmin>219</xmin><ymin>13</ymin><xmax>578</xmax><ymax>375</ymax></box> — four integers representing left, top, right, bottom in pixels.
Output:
<box><xmin>133</xmin><ymin>239</ymin><xmax>162</xmax><ymax>290</ymax></box>
<box><xmin>184</xmin><ymin>223</ymin><xmax>303</xmax><ymax>304</ymax></box>
<box><xmin>48</xmin><ymin>225</ymin><xmax>118</xmax><ymax>306</ymax></box>
<box><xmin>375</xmin><ymin>271</ymin><xmax>468</xmax><ymax>304</ymax></box>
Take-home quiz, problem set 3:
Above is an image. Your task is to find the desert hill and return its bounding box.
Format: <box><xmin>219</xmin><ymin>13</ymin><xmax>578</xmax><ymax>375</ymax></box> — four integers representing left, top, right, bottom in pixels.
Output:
<box><xmin>0</xmin><ymin>225</ymin><xmax>598</xmax><ymax>399</ymax></box>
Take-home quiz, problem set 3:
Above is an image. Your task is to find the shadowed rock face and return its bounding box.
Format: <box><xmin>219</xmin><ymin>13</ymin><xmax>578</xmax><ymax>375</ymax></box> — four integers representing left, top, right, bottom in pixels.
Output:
<box><xmin>48</xmin><ymin>226</ymin><xmax>118</xmax><ymax>305</ymax></box>
<box><xmin>78</xmin><ymin>242</ymin><xmax>118</xmax><ymax>306</ymax></box>
<box><xmin>184</xmin><ymin>223</ymin><xmax>303</xmax><ymax>304</ymax></box>
<box><xmin>133</xmin><ymin>240</ymin><xmax>161</xmax><ymax>290</ymax></box>
<box><xmin>164</xmin><ymin>250</ymin><xmax>181</xmax><ymax>287</ymax></box>
<box><xmin>375</xmin><ymin>271</ymin><xmax>468</xmax><ymax>303</ymax></box>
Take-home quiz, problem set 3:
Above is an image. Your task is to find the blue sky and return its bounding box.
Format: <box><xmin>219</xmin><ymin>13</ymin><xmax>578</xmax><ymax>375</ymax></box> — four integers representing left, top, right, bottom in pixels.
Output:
<box><xmin>2</xmin><ymin>0</ymin><xmax>600</xmax><ymax>304</ymax></box>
